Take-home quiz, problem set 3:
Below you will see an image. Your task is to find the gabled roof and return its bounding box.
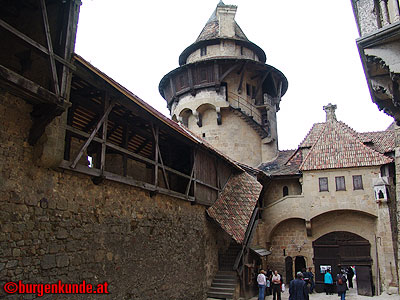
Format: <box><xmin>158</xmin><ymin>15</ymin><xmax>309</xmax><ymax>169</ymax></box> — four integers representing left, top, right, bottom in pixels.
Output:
<box><xmin>300</xmin><ymin>120</ymin><xmax>393</xmax><ymax>171</ymax></box>
<box><xmin>258</xmin><ymin>150</ymin><xmax>301</xmax><ymax>176</ymax></box>
<box><xmin>207</xmin><ymin>172</ymin><xmax>262</xmax><ymax>244</ymax></box>
<box><xmin>358</xmin><ymin>130</ymin><xmax>395</xmax><ymax>153</ymax></box>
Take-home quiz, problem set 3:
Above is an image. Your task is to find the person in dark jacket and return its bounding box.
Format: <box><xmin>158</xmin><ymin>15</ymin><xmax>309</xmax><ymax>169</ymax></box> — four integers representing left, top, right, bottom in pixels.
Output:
<box><xmin>346</xmin><ymin>267</ymin><xmax>354</xmax><ymax>288</ymax></box>
<box><xmin>337</xmin><ymin>269</ymin><xmax>348</xmax><ymax>300</ymax></box>
<box><xmin>289</xmin><ymin>272</ymin><xmax>309</xmax><ymax>300</ymax></box>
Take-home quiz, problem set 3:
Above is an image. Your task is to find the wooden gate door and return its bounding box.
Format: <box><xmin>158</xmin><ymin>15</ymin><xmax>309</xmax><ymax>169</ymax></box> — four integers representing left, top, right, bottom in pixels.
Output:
<box><xmin>285</xmin><ymin>256</ymin><xmax>293</xmax><ymax>284</ymax></box>
<box><xmin>356</xmin><ymin>266</ymin><xmax>373</xmax><ymax>296</ymax></box>
<box><xmin>313</xmin><ymin>231</ymin><xmax>372</xmax><ymax>294</ymax></box>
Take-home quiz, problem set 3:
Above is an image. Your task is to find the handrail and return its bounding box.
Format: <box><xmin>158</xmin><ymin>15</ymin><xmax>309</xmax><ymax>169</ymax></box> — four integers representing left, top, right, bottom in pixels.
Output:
<box><xmin>227</xmin><ymin>91</ymin><xmax>262</xmax><ymax>124</ymax></box>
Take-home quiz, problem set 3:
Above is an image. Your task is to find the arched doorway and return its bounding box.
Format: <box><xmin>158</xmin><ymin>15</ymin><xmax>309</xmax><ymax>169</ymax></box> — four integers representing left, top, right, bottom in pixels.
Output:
<box><xmin>285</xmin><ymin>256</ymin><xmax>293</xmax><ymax>284</ymax></box>
<box><xmin>295</xmin><ymin>256</ymin><xmax>306</xmax><ymax>273</ymax></box>
<box><xmin>312</xmin><ymin>231</ymin><xmax>373</xmax><ymax>296</ymax></box>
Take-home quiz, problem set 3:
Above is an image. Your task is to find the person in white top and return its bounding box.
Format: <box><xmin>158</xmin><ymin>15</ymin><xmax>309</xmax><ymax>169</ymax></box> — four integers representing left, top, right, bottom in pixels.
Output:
<box><xmin>257</xmin><ymin>270</ymin><xmax>267</xmax><ymax>300</ymax></box>
<box><xmin>272</xmin><ymin>270</ymin><xmax>282</xmax><ymax>300</ymax></box>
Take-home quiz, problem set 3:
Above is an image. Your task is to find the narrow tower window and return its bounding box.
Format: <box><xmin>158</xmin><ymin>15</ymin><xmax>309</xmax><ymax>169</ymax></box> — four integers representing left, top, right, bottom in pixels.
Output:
<box><xmin>283</xmin><ymin>186</ymin><xmax>289</xmax><ymax>197</ymax></box>
<box><xmin>200</xmin><ymin>46</ymin><xmax>207</xmax><ymax>56</ymax></box>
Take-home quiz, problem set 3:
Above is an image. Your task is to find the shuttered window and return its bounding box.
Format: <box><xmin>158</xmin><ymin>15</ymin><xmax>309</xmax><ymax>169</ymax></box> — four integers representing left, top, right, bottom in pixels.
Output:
<box><xmin>319</xmin><ymin>177</ymin><xmax>328</xmax><ymax>192</ymax></box>
<box><xmin>335</xmin><ymin>176</ymin><xmax>346</xmax><ymax>191</ymax></box>
<box><xmin>353</xmin><ymin>175</ymin><xmax>363</xmax><ymax>190</ymax></box>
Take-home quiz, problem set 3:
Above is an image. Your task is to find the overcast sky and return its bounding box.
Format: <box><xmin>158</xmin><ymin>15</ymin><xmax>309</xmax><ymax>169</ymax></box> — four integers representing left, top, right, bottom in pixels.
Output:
<box><xmin>74</xmin><ymin>0</ymin><xmax>394</xmax><ymax>150</ymax></box>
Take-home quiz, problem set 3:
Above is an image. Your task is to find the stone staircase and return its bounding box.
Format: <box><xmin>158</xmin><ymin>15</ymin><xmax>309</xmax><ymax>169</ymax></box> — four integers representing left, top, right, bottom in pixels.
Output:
<box><xmin>230</xmin><ymin>106</ymin><xmax>268</xmax><ymax>139</ymax></box>
<box><xmin>207</xmin><ymin>243</ymin><xmax>241</xmax><ymax>299</ymax></box>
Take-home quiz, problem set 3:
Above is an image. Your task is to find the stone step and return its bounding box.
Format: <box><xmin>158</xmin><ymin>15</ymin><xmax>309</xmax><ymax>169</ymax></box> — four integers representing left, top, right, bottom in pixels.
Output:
<box><xmin>213</xmin><ymin>278</ymin><xmax>236</xmax><ymax>284</ymax></box>
<box><xmin>212</xmin><ymin>282</ymin><xmax>236</xmax><ymax>288</ymax></box>
<box><xmin>207</xmin><ymin>290</ymin><xmax>234</xmax><ymax>299</ymax></box>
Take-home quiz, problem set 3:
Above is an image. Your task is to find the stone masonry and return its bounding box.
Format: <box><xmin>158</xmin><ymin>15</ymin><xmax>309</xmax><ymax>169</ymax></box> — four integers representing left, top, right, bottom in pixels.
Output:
<box><xmin>0</xmin><ymin>89</ymin><xmax>225</xmax><ymax>299</ymax></box>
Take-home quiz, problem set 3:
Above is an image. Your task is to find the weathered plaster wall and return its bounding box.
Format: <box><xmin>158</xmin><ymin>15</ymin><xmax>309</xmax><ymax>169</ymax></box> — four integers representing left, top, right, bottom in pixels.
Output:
<box><xmin>186</xmin><ymin>42</ymin><xmax>259</xmax><ymax>64</ymax></box>
<box><xmin>0</xmin><ymin>89</ymin><xmax>222</xmax><ymax>300</ymax></box>
<box><xmin>254</xmin><ymin>166</ymin><xmax>398</xmax><ymax>292</ymax></box>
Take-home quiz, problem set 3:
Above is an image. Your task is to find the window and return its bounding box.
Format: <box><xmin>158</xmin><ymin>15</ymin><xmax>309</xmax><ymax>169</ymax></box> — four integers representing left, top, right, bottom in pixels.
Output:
<box><xmin>319</xmin><ymin>177</ymin><xmax>328</xmax><ymax>192</ymax></box>
<box><xmin>246</xmin><ymin>83</ymin><xmax>251</xmax><ymax>96</ymax></box>
<box><xmin>240</xmin><ymin>46</ymin><xmax>244</xmax><ymax>55</ymax></box>
<box><xmin>199</xmin><ymin>68</ymin><xmax>207</xmax><ymax>82</ymax></box>
<box><xmin>252</xmin><ymin>85</ymin><xmax>256</xmax><ymax>98</ymax></box>
<box><xmin>335</xmin><ymin>176</ymin><xmax>346</xmax><ymax>191</ymax></box>
<box><xmin>353</xmin><ymin>175</ymin><xmax>363</xmax><ymax>190</ymax></box>
<box><xmin>283</xmin><ymin>186</ymin><xmax>289</xmax><ymax>197</ymax></box>
<box><xmin>200</xmin><ymin>46</ymin><xmax>207</xmax><ymax>56</ymax></box>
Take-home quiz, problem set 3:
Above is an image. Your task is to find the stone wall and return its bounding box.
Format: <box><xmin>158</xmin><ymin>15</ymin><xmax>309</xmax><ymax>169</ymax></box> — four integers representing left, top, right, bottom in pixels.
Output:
<box><xmin>0</xmin><ymin>90</ymin><xmax>223</xmax><ymax>299</ymax></box>
<box><xmin>254</xmin><ymin>166</ymin><xmax>398</xmax><ymax>292</ymax></box>
<box><xmin>186</xmin><ymin>42</ymin><xmax>259</xmax><ymax>65</ymax></box>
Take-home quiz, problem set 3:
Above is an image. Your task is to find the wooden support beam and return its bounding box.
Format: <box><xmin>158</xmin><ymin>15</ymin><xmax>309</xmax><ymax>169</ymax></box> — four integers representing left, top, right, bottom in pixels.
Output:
<box><xmin>59</xmin><ymin>160</ymin><xmax>195</xmax><ymax>202</ymax></box>
<box><xmin>40</xmin><ymin>0</ymin><xmax>60</xmax><ymax>98</ymax></box>
<box><xmin>188</xmin><ymin>67</ymin><xmax>195</xmax><ymax>96</ymax></box>
<box><xmin>185</xmin><ymin>149</ymin><xmax>197</xmax><ymax>198</ymax></box>
<box><xmin>70</xmin><ymin>100</ymin><xmax>115</xmax><ymax>168</ymax></box>
<box><xmin>122</xmin><ymin>124</ymin><xmax>128</xmax><ymax>176</ymax></box>
<box><xmin>152</xmin><ymin>125</ymin><xmax>170</xmax><ymax>190</ymax></box>
<box><xmin>220</xmin><ymin>64</ymin><xmax>239</xmax><ymax>82</ymax></box>
<box><xmin>237</xmin><ymin>62</ymin><xmax>247</xmax><ymax>94</ymax></box>
<box><xmin>65</xmin><ymin>125</ymin><xmax>218</xmax><ymax>192</ymax></box>
<box><xmin>0</xmin><ymin>19</ymin><xmax>76</xmax><ymax>71</ymax></box>
<box><xmin>252</xmin><ymin>69</ymin><xmax>271</xmax><ymax>100</ymax></box>
<box><xmin>153</xmin><ymin>125</ymin><xmax>159</xmax><ymax>188</ymax></box>
<box><xmin>169</xmin><ymin>77</ymin><xmax>176</xmax><ymax>100</ymax></box>
<box><xmin>100</xmin><ymin>92</ymin><xmax>109</xmax><ymax>174</ymax></box>
<box><xmin>214</xmin><ymin>62</ymin><xmax>220</xmax><ymax>91</ymax></box>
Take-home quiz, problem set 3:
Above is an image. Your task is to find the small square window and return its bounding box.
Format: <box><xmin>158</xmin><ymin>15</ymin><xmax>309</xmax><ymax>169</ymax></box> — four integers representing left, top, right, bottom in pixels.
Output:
<box><xmin>319</xmin><ymin>177</ymin><xmax>328</xmax><ymax>192</ymax></box>
<box><xmin>200</xmin><ymin>47</ymin><xmax>207</xmax><ymax>56</ymax></box>
<box><xmin>353</xmin><ymin>175</ymin><xmax>363</xmax><ymax>190</ymax></box>
<box><xmin>335</xmin><ymin>176</ymin><xmax>346</xmax><ymax>191</ymax></box>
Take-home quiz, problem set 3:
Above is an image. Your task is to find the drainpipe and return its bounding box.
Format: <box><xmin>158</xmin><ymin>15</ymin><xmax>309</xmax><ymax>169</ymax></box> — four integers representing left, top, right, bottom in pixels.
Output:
<box><xmin>375</xmin><ymin>235</ymin><xmax>381</xmax><ymax>295</ymax></box>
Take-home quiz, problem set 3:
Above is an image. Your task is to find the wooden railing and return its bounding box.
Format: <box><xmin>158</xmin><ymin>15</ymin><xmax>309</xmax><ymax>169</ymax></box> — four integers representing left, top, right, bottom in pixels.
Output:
<box><xmin>228</xmin><ymin>91</ymin><xmax>262</xmax><ymax>125</ymax></box>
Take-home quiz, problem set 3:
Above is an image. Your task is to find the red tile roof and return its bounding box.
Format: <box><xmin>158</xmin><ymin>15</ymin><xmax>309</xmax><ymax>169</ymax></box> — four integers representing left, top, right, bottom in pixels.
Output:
<box><xmin>300</xmin><ymin>120</ymin><xmax>393</xmax><ymax>171</ymax></box>
<box><xmin>207</xmin><ymin>172</ymin><xmax>262</xmax><ymax>244</ymax></box>
<box><xmin>358</xmin><ymin>130</ymin><xmax>395</xmax><ymax>153</ymax></box>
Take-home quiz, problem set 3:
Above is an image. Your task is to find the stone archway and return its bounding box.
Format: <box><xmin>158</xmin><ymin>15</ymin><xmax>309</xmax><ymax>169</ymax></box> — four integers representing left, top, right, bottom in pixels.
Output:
<box><xmin>295</xmin><ymin>256</ymin><xmax>306</xmax><ymax>274</ymax></box>
<box><xmin>312</xmin><ymin>231</ymin><xmax>373</xmax><ymax>296</ymax></box>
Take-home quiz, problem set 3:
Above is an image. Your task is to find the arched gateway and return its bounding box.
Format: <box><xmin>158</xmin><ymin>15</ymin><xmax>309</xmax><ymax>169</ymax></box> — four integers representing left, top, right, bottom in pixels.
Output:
<box><xmin>313</xmin><ymin>231</ymin><xmax>373</xmax><ymax>296</ymax></box>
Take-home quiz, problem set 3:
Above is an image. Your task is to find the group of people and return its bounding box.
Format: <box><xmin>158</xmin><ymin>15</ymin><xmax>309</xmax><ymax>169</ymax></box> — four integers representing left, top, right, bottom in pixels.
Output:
<box><xmin>257</xmin><ymin>266</ymin><xmax>354</xmax><ymax>300</ymax></box>
<box><xmin>324</xmin><ymin>267</ymin><xmax>354</xmax><ymax>300</ymax></box>
<box><xmin>257</xmin><ymin>269</ymin><xmax>283</xmax><ymax>300</ymax></box>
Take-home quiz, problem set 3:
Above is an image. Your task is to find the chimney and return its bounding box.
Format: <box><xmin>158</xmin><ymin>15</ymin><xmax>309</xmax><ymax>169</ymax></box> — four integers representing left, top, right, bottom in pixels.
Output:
<box><xmin>323</xmin><ymin>103</ymin><xmax>337</xmax><ymax>122</ymax></box>
<box><xmin>216</xmin><ymin>3</ymin><xmax>237</xmax><ymax>38</ymax></box>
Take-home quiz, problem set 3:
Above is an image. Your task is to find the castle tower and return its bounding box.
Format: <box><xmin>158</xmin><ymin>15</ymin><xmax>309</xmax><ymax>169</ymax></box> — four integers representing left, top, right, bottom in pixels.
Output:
<box><xmin>159</xmin><ymin>1</ymin><xmax>288</xmax><ymax>167</ymax></box>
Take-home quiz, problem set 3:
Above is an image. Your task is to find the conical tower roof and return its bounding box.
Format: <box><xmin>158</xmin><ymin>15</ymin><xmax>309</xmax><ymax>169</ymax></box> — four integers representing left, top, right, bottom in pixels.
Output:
<box><xmin>178</xmin><ymin>1</ymin><xmax>266</xmax><ymax>65</ymax></box>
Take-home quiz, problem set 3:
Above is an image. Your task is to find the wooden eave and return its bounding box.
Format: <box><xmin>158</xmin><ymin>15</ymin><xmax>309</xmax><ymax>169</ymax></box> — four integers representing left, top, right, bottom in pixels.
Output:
<box><xmin>72</xmin><ymin>54</ymin><xmax>242</xmax><ymax>171</ymax></box>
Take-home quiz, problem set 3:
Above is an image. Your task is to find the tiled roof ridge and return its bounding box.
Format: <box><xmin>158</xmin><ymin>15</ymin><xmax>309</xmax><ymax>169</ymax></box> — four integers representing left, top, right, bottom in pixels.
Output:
<box><xmin>299</xmin><ymin>122</ymin><xmax>328</xmax><ymax>170</ymax></box>
<box><xmin>299</xmin><ymin>122</ymin><xmax>324</xmax><ymax>148</ymax></box>
<box><xmin>338</xmin><ymin>121</ymin><xmax>394</xmax><ymax>159</ymax></box>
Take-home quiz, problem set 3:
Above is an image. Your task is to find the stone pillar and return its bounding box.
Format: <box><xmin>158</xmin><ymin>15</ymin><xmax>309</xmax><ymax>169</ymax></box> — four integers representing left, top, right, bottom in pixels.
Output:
<box><xmin>376</xmin><ymin>199</ymin><xmax>399</xmax><ymax>293</ymax></box>
<box><xmin>395</xmin><ymin>125</ymin><xmax>400</xmax><ymax>293</ymax></box>
<box><xmin>380</xmin><ymin>0</ymin><xmax>391</xmax><ymax>26</ymax></box>
<box><xmin>390</xmin><ymin>0</ymin><xmax>400</xmax><ymax>22</ymax></box>
<box><xmin>33</xmin><ymin>112</ymin><xmax>67</xmax><ymax>168</ymax></box>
